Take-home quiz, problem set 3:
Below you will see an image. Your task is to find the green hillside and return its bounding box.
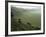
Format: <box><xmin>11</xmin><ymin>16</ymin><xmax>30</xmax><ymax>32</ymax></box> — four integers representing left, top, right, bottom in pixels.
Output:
<box><xmin>11</xmin><ymin>7</ymin><xmax>41</xmax><ymax>31</ymax></box>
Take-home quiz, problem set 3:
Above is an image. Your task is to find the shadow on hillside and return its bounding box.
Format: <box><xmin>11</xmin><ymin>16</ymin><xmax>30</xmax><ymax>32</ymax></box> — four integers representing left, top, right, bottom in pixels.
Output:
<box><xmin>11</xmin><ymin>18</ymin><xmax>40</xmax><ymax>31</ymax></box>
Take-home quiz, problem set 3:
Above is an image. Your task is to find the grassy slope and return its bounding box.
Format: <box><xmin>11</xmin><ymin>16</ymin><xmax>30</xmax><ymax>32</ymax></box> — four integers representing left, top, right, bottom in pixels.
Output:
<box><xmin>11</xmin><ymin>7</ymin><xmax>41</xmax><ymax>31</ymax></box>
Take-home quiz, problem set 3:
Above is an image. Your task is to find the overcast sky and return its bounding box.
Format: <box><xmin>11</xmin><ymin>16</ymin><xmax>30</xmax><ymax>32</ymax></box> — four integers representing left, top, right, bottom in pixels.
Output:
<box><xmin>12</xmin><ymin>5</ymin><xmax>41</xmax><ymax>10</ymax></box>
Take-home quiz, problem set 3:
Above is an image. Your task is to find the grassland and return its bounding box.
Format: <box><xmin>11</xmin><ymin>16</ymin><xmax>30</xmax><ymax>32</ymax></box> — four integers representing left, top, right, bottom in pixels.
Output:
<box><xmin>11</xmin><ymin>7</ymin><xmax>41</xmax><ymax>31</ymax></box>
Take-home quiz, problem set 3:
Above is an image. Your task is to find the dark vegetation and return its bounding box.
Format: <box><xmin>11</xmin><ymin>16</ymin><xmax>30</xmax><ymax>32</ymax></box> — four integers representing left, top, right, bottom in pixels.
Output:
<box><xmin>11</xmin><ymin>18</ymin><xmax>40</xmax><ymax>31</ymax></box>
